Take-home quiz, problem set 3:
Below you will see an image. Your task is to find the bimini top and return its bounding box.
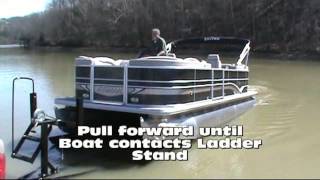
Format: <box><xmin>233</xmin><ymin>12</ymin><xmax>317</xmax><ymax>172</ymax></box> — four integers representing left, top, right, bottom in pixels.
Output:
<box><xmin>166</xmin><ymin>36</ymin><xmax>251</xmax><ymax>66</ymax></box>
<box><xmin>168</xmin><ymin>36</ymin><xmax>250</xmax><ymax>47</ymax></box>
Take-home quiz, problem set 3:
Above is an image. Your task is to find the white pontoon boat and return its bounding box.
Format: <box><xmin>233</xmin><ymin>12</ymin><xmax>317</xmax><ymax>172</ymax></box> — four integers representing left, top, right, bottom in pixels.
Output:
<box><xmin>55</xmin><ymin>36</ymin><xmax>256</xmax><ymax>137</ymax></box>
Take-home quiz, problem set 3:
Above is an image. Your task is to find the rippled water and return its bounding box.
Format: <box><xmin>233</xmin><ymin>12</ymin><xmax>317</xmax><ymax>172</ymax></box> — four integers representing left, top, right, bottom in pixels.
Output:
<box><xmin>1</xmin><ymin>48</ymin><xmax>320</xmax><ymax>178</ymax></box>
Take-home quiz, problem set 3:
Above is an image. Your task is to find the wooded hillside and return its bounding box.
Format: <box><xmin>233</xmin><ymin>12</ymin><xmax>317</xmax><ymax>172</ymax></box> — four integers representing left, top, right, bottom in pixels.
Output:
<box><xmin>1</xmin><ymin>0</ymin><xmax>320</xmax><ymax>53</ymax></box>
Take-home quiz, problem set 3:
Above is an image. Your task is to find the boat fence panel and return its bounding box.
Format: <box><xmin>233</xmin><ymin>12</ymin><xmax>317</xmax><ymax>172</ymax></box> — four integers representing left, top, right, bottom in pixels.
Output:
<box><xmin>128</xmin><ymin>68</ymin><xmax>195</xmax><ymax>81</ymax></box>
<box><xmin>195</xmin><ymin>69</ymin><xmax>212</xmax><ymax>101</ymax></box>
<box><xmin>75</xmin><ymin>66</ymin><xmax>91</xmax><ymax>99</ymax></box>
<box><xmin>213</xmin><ymin>70</ymin><xmax>224</xmax><ymax>98</ymax></box>
<box><xmin>223</xmin><ymin>70</ymin><xmax>249</xmax><ymax>95</ymax></box>
<box><xmin>93</xmin><ymin>66</ymin><xmax>124</xmax><ymax>103</ymax></box>
<box><xmin>127</xmin><ymin>68</ymin><xmax>196</xmax><ymax>105</ymax></box>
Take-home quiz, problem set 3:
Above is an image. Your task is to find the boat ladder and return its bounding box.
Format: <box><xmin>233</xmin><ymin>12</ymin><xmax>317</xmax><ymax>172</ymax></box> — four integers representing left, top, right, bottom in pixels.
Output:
<box><xmin>11</xmin><ymin>77</ymin><xmax>58</xmax><ymax>178</ymax></box>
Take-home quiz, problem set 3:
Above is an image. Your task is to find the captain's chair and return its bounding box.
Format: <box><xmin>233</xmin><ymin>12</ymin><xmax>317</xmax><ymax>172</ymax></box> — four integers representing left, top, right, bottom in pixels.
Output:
<box><xmin>207</xmin><ymin>54</ymin><xmax>222</xmax><ymax>68</ymax></box>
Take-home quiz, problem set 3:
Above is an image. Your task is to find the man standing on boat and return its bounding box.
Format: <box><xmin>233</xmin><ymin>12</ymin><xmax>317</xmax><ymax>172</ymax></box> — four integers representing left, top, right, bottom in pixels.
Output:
<box><xmin>138</xmin><ymin>28</ymin><xmax>167</xmax><ymax>57</ymax></box>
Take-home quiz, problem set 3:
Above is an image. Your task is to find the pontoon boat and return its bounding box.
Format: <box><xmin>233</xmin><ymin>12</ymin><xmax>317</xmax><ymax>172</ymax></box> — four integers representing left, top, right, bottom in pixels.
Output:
<box><xmin>55</xmin><ymin>36</ymin><xmax>257</xmax><ymax>138</ymax></box>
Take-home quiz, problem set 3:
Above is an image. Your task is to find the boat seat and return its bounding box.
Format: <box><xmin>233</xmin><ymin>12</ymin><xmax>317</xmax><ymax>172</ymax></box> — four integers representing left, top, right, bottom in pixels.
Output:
<box><xmin>117</xmin><ymin>60</ymin><xmax>129</xmax><ymax>66</ymax></box>
<box><xmin>76</xmin><ymin>56</ymin><xmax>127</xmax><ymax>66</ymax></box>
<box><xmin>207</xmin><ymin>54</ymin><xmax>221</xmax><ymax>68</ymax></box>
<box><xmin>93</xmin><ymin>57</ymin><xmax>117</xmax><ymax>66</ymax></box>
<box><xmin>75</xmin><ymin>56</ymin><xmax>93</xmax><ymax>66</ymax></box>
<box><xmin>184</xmin><ymin>57</ymin><xmax>200</xmax><ymax>62</ymax></box>
<box><xmin>129</xmin><ymin>56</ymin><xmax>211</xmax><ymax>68</ymax></box>
<box><xmin>167</xmin><ymin>53</ymin><xmax>176</xmax><ymax>58</ymax></box>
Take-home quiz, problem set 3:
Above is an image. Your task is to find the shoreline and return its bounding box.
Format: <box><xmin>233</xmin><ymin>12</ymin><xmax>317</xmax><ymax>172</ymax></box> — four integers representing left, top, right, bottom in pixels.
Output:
<box><xmin>1</xmin><ymin>44</ymin><xmax>320</xmax><ymax>61</ymax></box>
<box><xmin>0</xmin><ymin>44</ymin><xmax>23</xmax><ymax>48</ymax></box>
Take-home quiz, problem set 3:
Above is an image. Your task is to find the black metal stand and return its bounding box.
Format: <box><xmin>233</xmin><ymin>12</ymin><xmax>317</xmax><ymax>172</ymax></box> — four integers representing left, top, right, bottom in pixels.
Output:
<box><xmin>39</xmin><ymin>120</ymin><xmax>57</xmax><ymax>178</ymax></box>
<box><xmin>11</xmin><ymin>77</ymin><xmax>58</xmax><ymax>178</ymax></box>
<box><xmin>12</xmin><ymin>77</ymin><xmax>35</xmax><ymax>153</ymax></box>
<box><xmin>41</xmin><ymin>123</ymin><xmax>48</xmax><ymax>177</ymax></box>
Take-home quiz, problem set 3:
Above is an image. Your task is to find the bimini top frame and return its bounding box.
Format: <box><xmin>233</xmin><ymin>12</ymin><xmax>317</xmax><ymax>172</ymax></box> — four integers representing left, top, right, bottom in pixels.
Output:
<box><xmin>166</xmin><ymin>36</ymin><xmax>251</xmax><ymax>66</ymax></box>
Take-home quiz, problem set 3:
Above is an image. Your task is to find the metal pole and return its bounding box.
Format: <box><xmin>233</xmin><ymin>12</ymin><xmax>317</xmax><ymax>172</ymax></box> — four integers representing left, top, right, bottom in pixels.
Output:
<box><xmin>30</xmin><ymin>93</ymin><xmax>37</xmax><ymax>119</ymax></box>
<box><xmin>123</xmin><ymin>65</ymin><xmax>128</xmax><ymax>105</ymax></box>
<box><xmin>11</xmin><ymin>78</ymin><xmax>17</xmax><ymax>154</ymax></box>
<box><xmin>222</xmin><ymin>70</ymin><xmax>225</xmax><ymax>98</ymax></box>
<box><xmin>76</xmin><ymin>96</ymin><xmax>84</xmax><ymax>126</ymax></box>
<box><xmin>40</xmin><ymin>123</ymin><xmax>48</xmax><ymax>177</ymax></box>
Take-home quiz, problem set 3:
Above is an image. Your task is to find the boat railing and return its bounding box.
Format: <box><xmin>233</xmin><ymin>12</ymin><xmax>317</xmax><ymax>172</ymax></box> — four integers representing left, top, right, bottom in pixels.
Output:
<box><xmin>237</xmin><ymin>42</ymin><xmax>250</xmax><ymax>65</ymax></box>
<box><xmin>75</xmin><ymin>58</ymin><xmax>250</xmax><ymax>106</ymax></box>
<box><xmin>87</xmin><ymin>66</ymin><xmax>249</xmax><ymax>105</ymax></box>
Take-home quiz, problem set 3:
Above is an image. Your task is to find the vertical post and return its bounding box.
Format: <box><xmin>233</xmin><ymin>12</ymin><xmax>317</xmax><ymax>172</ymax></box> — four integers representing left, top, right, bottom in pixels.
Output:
<box><xmin>193</xmin><ymin>69</ymin><xmax>196</xmax><ymax>102</ymax></box>
<box><xmin>90</xmin><ymin>64</ymin><xmax>94</xmax><ymax>101</ymax></box>
<box><xmin>123</xmin><ymin>65</ymin><xmax>128</xmax><ymax>104</ymax></box>
<box><xmin>211</xmin><ymin>69</ymin><xmax>214</xmax><ymax>99</ymax></box>
<box><xmin>222</xmin><ymin>70</ymin><xmax>225</xmax><ymax>98</ymax></box>
<box><xmin>29</xmin><ymin>93</ymin><xmax>37</xmax><ymax>119</ymax></box>
<box><xmin>11</xmin><ymin>78</ymin><xmax>16</xmax><ymax>153</ymax></box>
<box><xmin>76</xmin><ymin>96</ymin><xmax>84</xmax><ymax>126</ymax></box>
<box><xmin>40</xmin><ymin>123</ymin><xmax>48</xmax><ymax>177</ymax></box>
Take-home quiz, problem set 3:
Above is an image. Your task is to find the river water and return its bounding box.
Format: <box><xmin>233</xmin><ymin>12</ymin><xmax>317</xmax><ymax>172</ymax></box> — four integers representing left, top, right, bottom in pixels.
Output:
<box><xmin>0</xmin><ymin>48</ymin><xmax>320</xmax><ymax>178</ymax></box>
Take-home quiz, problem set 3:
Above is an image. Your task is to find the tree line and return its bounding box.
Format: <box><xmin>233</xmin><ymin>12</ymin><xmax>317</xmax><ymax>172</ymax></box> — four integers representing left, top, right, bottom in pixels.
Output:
<box><xmin>0</xmin><ymin>0</ymin><xmax>319</xmax><ymax>54</ymax></box>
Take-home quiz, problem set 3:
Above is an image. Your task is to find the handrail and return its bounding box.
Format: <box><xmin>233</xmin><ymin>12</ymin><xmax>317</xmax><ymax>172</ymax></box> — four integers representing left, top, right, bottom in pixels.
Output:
<box><xmin>237</xmin><ymin>42</ymin><xmax>251</xmax><ymax>65</ymax></box>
